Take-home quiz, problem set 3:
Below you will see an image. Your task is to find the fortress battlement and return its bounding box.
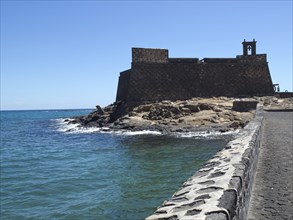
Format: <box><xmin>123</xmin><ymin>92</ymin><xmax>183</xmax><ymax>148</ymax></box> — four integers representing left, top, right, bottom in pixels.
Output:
<box><xmin>116</xmin><ymin>40</ymin><xmax>274</xmax><ymax>104</ymax></box>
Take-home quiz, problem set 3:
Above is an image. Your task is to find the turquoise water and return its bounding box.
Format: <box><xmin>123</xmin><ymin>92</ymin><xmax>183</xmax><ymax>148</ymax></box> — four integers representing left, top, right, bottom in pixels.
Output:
<box><xmin>0</xmin><ymin>110</ymin><xmax>232</xmax><ymax>219</ymax></box>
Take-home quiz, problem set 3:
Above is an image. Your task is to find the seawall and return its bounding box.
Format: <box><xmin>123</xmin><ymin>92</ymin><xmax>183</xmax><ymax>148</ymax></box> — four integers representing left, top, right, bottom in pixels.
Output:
<box><xmin>146</xmin><ymin>104</ymin><xmax>264</xmax><ymax>220</ymax></box>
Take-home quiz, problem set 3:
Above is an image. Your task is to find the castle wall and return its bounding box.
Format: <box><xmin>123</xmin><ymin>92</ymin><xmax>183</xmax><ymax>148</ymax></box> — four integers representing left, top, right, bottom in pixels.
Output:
<box><xmin>116</xmin><ymin>70</ymin><xmax>130</xmax><ymax>102</ymax></box>
<box><xmin>128</xmin><ymin>62</ymin><xmax>200</xmax><ymax>102</ymax></box>
<box><xmin>237</xmin><ymin>54</ymin><xmax>267</xmax><ymax>63</ymax></box>
<box><xmin>116</xmin><ymin>48</ymin><xmax>274</xmax><ymax>104</ymax></box>
<box><xmin>119</xmin><ymin>59</ymin><xmax>274</xmax><ymax>103</ymax></box>
<box><xmin>169</xmin><ymin>58</ymin><xmax>199</xmax><ymax>63</ymax></box>
<box><xmin>202</xmin><ymin>58</ymin><xmax>237</xmax><ymax>63</ymax></box>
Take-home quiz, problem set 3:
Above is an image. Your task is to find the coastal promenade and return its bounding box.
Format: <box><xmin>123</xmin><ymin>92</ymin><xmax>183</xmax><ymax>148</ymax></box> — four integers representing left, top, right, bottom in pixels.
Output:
<box><xmin>247</xmin><ymin>111</ymin><xmax>293</xmax><ymax>220</ymax></box>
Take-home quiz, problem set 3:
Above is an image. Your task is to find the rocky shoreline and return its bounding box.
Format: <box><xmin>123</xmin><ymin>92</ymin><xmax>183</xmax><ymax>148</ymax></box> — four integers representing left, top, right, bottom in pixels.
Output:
<box><xmin>65</xmin><ymin>96</ymin><xmax>293</xmax><ymax>135</ymax></box>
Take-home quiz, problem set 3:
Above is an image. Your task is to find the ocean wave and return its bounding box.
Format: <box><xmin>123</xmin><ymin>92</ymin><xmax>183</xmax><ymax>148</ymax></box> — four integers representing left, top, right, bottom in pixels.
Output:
<box><xmin>54</xmin><ymin>118</ymin><xmax>162</xmax><ymax>135</ymax></box>
<box><xmin>54</xmin><ymin>118</ymin><xmax>238</xmax><ymax>137</ymax></box>
<box><xmin>54</xmin><ymin>118</ymin><xmax>100</xmax><ymax>134</ymax></box>
<box><xmin>172</xmin><ymin>129</ymin><xmax>239</xmax><ymax>139</ymax></box>
<box><xmin>114</xmin><ymin>130</ymin><xmax>162</xmax><ymax>136</ymax></box>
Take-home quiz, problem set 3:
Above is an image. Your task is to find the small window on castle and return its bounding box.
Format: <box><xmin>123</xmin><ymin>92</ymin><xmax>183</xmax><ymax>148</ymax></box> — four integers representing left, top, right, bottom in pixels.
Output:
<box><xmin>247</xmin><ymin>45</ymin><xmax>252</xmax><ymax>55</ymax></box>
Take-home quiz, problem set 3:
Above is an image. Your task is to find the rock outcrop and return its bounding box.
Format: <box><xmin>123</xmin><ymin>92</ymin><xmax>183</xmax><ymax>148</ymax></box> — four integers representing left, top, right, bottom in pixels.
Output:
<box><xmin>66</xmin><ymin>96</ymin><xmax>292</xmax><ymax>134</ymax></box>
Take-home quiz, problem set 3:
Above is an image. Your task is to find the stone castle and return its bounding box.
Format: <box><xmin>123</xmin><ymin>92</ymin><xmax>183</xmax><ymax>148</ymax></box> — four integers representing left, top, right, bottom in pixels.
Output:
<box><xmin>116</xmin><ymin>40</ymin><xmax>274</xmax><ymax>105</ymax></box>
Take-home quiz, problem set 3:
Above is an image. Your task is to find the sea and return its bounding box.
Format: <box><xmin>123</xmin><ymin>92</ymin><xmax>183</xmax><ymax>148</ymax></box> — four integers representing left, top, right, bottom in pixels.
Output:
<box><xmin>0</xmin><ymin>109</ymin><xmax>236</xmax><ymax>220</ymax></box>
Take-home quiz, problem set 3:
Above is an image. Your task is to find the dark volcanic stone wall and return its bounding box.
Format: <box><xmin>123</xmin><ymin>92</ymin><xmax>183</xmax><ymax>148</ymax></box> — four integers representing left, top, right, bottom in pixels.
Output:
<box><xmin>116</xmin><ymin>51</ymin><xmax>274</xmax><ymax>103</ymax></box>
<box><xmin>116</xmin><ymin>70</ymin><xmax>130</xmax><ymax>102</ymax></box>
<box><xmin>132</xmin><ymin>48</ymin><xmax>168</xmax><ymax>63</ymax></box>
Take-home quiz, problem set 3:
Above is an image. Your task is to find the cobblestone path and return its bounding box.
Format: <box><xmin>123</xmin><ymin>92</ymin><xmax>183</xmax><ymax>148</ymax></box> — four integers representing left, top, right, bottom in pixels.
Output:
<box><xmin>247</xmin><ymin>111</ymin><xmax>293</xmax><ymax>220</ymax></box>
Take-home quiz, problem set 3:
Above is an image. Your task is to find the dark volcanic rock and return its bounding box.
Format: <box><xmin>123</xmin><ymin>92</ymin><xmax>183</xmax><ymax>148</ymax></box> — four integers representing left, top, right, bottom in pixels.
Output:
<box><xmin>67</xmin><ymin>97</ymin><xmax>261</xmax><ymax>133</ymax></box>
<box><xmin>198</xmin><ymin>103</ymin><xmax>213</xmax><ymax>110</ymax></box>
<box><xmin>72</xmin><ymin>101</ymin><xmax>129</xmax><ymax>128</ymax></box>
<box><xmin>95</xmin><ymin>105</ymin><xmax>104</xmax><ymax>115</ymax></box>
<box><xmin>143</xmin><ymin>104</ymin><xmax>182</xmax><ymax>120</ymax></box>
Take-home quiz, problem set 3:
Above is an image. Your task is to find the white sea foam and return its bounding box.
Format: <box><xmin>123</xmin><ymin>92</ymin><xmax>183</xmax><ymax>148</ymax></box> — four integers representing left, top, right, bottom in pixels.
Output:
<box><xmin>173</xmin><ymin>129</ymin><xmax>239</xmax><ymax>139</ymax></box>
<box><xmin>115</xmin><ymin>130</ymin><xmax>162</xmax><ymax>136</ymax></box>
<box><xmin>54</xmin><ymin>118</ymin><xmax>238</xmax><ymax>137</ymax></box>
<box><xmin>54</xmin><ymin>118</ymin><xmax>162</xmax><ymax>135</ymax></box>
<box><xmin>54</xmin><ymin>118</ymin><xmax>101</xmax><ymax>134</ymax></box>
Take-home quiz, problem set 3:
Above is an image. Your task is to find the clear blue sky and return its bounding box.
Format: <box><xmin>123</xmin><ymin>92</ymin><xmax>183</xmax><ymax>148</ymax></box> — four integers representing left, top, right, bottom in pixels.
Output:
<box><xmin>1</xmin><ymin>0</ymin><xmax>292</xmax><ymax>110</ymax></box>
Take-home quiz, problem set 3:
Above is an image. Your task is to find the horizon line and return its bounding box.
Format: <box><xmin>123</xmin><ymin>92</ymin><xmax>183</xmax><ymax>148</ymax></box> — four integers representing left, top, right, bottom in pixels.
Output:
<box><xmin>0</xmin><ymin>108</ymin><xmax>95</xmax><ymax>112</ymax></box>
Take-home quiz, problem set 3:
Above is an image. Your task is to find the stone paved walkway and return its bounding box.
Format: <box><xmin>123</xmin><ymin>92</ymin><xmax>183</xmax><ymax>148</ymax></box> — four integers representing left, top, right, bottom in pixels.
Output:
<box><xmin>247</xmin><ymin>111</ymin><xmax>293</xmax><ymax>220</ymax></box>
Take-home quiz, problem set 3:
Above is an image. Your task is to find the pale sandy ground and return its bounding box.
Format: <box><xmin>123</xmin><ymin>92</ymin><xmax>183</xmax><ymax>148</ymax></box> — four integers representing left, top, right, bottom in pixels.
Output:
<box><xmin>114</xmin><ymin>96</ymin><xmax>292</xmax><ymax>133</ymax></box>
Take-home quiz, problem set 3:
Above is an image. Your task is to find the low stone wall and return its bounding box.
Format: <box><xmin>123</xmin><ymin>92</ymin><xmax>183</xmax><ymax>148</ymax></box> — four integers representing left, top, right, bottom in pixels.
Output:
<box><xmin>146</xmin><ymin>105</ymin><xmax>264</xmax><ymax>220</ymax></box>
<box><xmin>276</xmin><ymin>92</ymin><xmax>293</xmax><ymax>98</ymax></box>
<box><xmin>232</xmin><ymin>100</ymin><xmax>259</xmax><ymax>112</ymax></box>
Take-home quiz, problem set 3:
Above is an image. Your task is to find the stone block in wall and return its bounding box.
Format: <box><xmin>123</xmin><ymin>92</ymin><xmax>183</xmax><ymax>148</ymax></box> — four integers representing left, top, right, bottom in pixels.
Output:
<box><xmin>206</xmin><ymin>212</ymin><xmax>228</xmax><ymax>220</ymax></box>
<box><xmin>219</xmin><ymin>189</ymin><xmax>238</xmax><ymax>218</ymax></box>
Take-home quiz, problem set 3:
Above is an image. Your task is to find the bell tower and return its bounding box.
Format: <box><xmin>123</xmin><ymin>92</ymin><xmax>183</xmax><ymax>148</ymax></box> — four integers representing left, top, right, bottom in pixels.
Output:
<box><xmin>242</xmin><ymin>39</ymin><xmax>257</xmax><ymax>55</ymax></box>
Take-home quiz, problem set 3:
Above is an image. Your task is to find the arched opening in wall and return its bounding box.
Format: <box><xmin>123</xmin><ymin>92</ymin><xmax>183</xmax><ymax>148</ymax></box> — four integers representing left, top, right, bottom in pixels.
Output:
<box><xmin>247</xmin><ymin>45</ymin><xmax>252</xmax><ymax>55</ymax></box>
